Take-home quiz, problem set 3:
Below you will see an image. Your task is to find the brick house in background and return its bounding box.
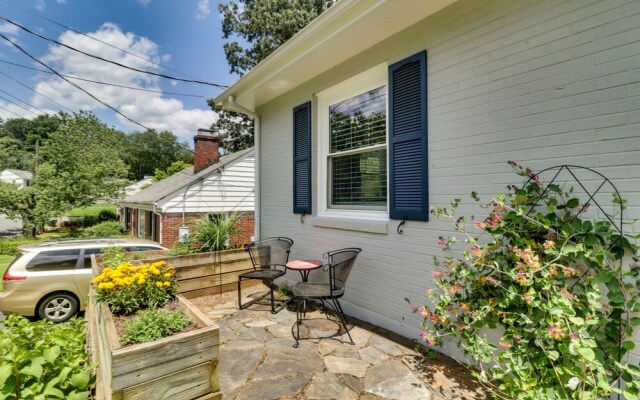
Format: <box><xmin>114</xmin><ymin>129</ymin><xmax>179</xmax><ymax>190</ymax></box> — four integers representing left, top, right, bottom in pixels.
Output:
<box><xmin>119</xmin><ymin>129</ymin><xmax>255</xmax><ymax>248</ymax></box>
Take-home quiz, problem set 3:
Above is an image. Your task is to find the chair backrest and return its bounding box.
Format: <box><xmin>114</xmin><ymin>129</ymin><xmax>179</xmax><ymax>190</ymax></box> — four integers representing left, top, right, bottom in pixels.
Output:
<box><xmin>326</xmin><ymin>248</ymin><xmax>362</xmax><ymax>294</ymax></box>
<box><xmin>245</xmin><ymin>237</ymin><xmax>294</xmax><ymax>270</ymax></box>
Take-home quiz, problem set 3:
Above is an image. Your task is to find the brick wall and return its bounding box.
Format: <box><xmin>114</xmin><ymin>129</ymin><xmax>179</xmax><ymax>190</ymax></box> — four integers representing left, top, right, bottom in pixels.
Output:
<box><xmin>159</xmin><ymin>212</ymin><xmax>255</xmax><ymax>248</ymax></box>
<box><xmin>231</xmin><ymin>213</ymin><xmax>255</xmax><ymax>248</ymax></box>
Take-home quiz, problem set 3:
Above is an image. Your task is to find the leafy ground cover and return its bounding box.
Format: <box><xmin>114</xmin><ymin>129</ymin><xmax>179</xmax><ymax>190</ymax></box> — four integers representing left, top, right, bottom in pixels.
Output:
<box><xmin>0</xmin><ymin>316</ymin><xmax>95</xmax><ymax>399</ymax></box>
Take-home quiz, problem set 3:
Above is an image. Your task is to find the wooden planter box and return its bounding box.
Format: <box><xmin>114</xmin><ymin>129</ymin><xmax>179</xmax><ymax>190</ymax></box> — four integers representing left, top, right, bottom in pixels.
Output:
<box><xmin>87</xmin><ymin>292</ymin><xmax>221</xmax><ymax>400</ymax></box>
<box><xmin>96</xmin><ymin>249</ymin><xmax>258</xmax><ymax>299</ymax></box>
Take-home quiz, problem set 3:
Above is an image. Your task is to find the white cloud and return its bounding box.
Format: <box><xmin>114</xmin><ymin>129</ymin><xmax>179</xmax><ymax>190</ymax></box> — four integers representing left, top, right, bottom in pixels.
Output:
<box><xmin>196</xmin><ymin>0</ymin><xmax>211</xmax><ymax>19</ymax></box>
<box><xmin>32</xmin><ymin>23</ymin><xmax>216</xmax><ymax>141</ymax></box>
<box><xmin>0</xmin><ymin>23</ymin><xmax>20</xmax><ymax>35</ymax></box>
<box><xmin>57</xmin><ymin>0</ymin><xmax>67</xmax><ymax>4</ymax></box>
<box><xmin>137</xmin><ymin>0</ymin><xmax>152</xmax><ymax>7</ymax></box>
<box><xmin>34</xmin><ymin>0</ymin><xmax>45</xmax><ymax>11</ymax></box>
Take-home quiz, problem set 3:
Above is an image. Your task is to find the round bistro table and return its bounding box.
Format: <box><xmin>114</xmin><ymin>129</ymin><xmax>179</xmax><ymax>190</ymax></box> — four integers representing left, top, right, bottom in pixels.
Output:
<box><xmin>285</xmin><ymin>259</ymin><xmax>323</xmax><ymax>282</ymax></box>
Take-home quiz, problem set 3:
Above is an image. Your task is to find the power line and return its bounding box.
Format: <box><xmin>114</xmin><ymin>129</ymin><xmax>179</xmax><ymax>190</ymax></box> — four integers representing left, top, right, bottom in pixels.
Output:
<box><xmin>0</xmin><ymin>103</ymin><xmax>25</xmax><ymax>119</ymax></box>
<box><xmin>1</xmin><ymin>0</ymin><xmax>204</xmax><ymax>82</ymax></box>
<box><xmin>0</xmin><ymin>59</ymin><xmax>210</xmax><ymax>98</ymax></box>
<box><xmin>0</xmin><ymin>16</ymin><xmax>229</xmax><ymax>89</ymax></box>
<box><xmin>0</xmin><ymin>92</ymin><xmax>40</xmax><ymax>116</ymax></box>
<box><xmin>0</xmin><ymin>87</ymin><xmax>49</xmax><ymax>115</ymax></box>
<box><xmin>0</xmin><ymin>70</ymin><xmax>75</xmax><ymax>113</ymax></box>
<box><xmin>0</xmin><ymin>31</ymin><xmax>153</xmax><ymax>131</ymax></box>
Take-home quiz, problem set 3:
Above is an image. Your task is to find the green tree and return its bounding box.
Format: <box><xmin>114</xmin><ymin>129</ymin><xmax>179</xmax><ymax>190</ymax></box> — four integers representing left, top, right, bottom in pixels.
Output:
<box><xmin>0</xmin><ymin>112</ymin><xmax>129</xmax><ymax>237</ymax></box>
<box><xmin>122</xmin><ymin>130</ymin><xmax>193</xmax><ymax>181</ymax></box>
<box><xmin>152</xmin><ymin>160</ymin><xmax>192</xmax><ymax>183</ymax></box>
<box><xmin>0</xmin><ymin>114</ymin><xmax>61</xmax><ymax>170</ymax></box>
<box><xmin>211</xmin><ymin>0</ymin><xmax>335</xmax><ymax>152</ymax></box>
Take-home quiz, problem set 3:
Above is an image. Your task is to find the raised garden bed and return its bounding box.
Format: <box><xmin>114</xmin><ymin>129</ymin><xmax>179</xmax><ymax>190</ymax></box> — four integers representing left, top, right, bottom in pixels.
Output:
<box><xmin>87</xmin><ymin>291</ymin><xmax>220</xmax><ymax>400</ymax></box>
<box><xmin>103</xmin><ymin>248</ymin><xmax>258</xmax><ymax>298</ymax></box>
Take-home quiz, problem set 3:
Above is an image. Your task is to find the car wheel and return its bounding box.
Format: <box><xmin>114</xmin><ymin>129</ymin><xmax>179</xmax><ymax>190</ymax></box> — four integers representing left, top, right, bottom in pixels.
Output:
<box><xmin>37</xmin><ymin>293</ymin><xmax>78</xmax><ymax>323</ymax></box>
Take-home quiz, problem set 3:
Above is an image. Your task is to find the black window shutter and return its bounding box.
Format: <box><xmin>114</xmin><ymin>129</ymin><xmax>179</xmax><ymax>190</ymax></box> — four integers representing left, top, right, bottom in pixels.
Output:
<box><xmin>389</xmin><ymin>50</ymin><xmax>428</xmax><ymax>221</ymax></box>
<box><xmin>293</xmin><ymin>102</ymin><xmax>312</xmax><ymax>214</ymax></box>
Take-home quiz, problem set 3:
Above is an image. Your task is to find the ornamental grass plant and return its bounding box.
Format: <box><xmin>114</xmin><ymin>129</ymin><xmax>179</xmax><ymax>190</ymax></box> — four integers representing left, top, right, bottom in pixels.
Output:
<box><xmin>415</xmin><ymin>162</ymin><xmax>640</xmax><ymax>400</ymax></box>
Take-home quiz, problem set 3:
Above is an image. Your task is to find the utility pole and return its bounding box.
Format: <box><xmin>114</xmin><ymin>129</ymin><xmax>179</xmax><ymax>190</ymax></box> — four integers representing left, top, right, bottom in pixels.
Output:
<box><xmin>34</xmin><ymin>140</ymin><xmax>39</xmax><ymax>175</ymax></box>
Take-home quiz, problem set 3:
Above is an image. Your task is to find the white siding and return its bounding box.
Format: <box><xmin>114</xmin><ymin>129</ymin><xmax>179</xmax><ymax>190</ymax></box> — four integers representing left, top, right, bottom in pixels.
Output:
<box><xmin>0</xmin><ymin>171</ymin><xmax>27</xmax><ymax>188</ymax></box>
<box><xmin>160</xmin><ymin>153</ymin><xmax>255</xmax><ymax>214</ymax></box>
<box><xmin>257</xmin><ymin>0</ymin><xmax>640</xmax><ymax>362</ymax></box>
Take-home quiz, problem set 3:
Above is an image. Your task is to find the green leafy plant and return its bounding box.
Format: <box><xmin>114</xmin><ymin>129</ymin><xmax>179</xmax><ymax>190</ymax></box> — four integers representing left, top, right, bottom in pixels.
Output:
<box><xmin>0</xmin><ymin>315</ymin><xmax>95</xmax><ymax>399</ymax></box>
<box><xmin>167</xmin><ymin>241</ymin><xmax>197</xmax><ymax>256</ymax></box>
<box><xmin>277</xmin><ymin>283</ymin><xmax>292</xmax><ymax>297</ymax></box>
<box><xmin>191</xmin><ymin>213</ymin><xmax>239</xmax><ymax>252</ymax></box>
<box><xmin>100</xmin><ymin>245</ymin><xmax>127</xmax><ymax>268</ymax></box>
<box><xmin>83</xmin><ymin>221</ymin><xmax>125</xmax><ymax>237</ymax></box>
<box><xmin>414</xmin><ymin>162</ymin><xmax>640</xmax><ymax>400</ymax></box>
<box><xmin>120</xmin><ymin>308</ymin><xmax>192</xmax><ymax>346</ymax></box>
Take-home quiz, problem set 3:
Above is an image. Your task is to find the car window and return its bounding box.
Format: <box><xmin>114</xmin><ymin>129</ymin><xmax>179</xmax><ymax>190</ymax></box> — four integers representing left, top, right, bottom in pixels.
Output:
<box><xmin>26</xmin><ymin>249</ymin><xmax>81</xmax><ymax>272</ymax></box>
<box><xmin>83</xmin><ymin>248</ymin><xmax>103</xmax><ymax>269</ymax></box>
<box><xmin>132</xmin><ymin>246</ymin><xmax>163</xmax><ymax>252</ymax></box>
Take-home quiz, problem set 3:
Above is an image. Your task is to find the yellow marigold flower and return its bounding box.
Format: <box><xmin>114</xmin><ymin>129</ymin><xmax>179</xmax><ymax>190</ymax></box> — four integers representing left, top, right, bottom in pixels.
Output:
<box><xmin>137</xmin><ymin>279</ymin><xmax>145</xmax><ymax>285</ymax></box>
<box><xmin>98</xmin><ymin>282</ymin><xmax>107</xmax><ymax>290</ymax></box>
<box><xmin>163</xmin><ymin>281</ymin><xmax>171</xmax><ymax>287</ymax></box>
<box><xmin>103</xmin><ymin>267</ymin><xmax>112</xmax><ymax>274</ymax></box>
<box><xmin>150</xmin><ymin>267</ymin><xmax>160</xmax><ymax>275</ymax></box>
<box><xmin>155</xmin><ymin>281</ymin><xmax>163</xmax><ymax>287</ymax></box>
<box><xmin>164</xmin><ymin>272</ymin><xmax>172</xmax><ymax>278</ymax></box>
<box><xmin>102</xmin><ymin>282</ymin><xmax>115</xmax><ymax>290</ymax></box>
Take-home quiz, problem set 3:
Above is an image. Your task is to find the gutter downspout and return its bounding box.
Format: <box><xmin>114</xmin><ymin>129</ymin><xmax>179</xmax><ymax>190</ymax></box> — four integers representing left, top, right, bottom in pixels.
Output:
<box><xmin>227</xmin><ymin>95</ymin><xmax>260</xmax><ymax>241</ymax></box>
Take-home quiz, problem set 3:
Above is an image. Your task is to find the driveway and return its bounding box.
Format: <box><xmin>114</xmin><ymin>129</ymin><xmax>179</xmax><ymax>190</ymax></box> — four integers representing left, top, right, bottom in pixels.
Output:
<box><xmin>0</xmin><ymin>214</ymin><xmax>21</xmax><ymax>237</ymax></box>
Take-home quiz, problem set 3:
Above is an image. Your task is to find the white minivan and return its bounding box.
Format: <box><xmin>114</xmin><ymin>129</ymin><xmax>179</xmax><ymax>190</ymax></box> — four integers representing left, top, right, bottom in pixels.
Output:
<box><xmin>0</xmin><ymin>238</ymin><xmax>166</xmax><ymax>322</ymax></box>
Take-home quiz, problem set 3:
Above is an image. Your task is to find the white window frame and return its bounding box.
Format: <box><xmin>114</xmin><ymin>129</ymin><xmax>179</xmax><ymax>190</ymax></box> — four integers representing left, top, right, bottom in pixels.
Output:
<box><xmin>316</xmin><ymin>64</ymin><xmax>389</xmax><ymax>221</ymax></box>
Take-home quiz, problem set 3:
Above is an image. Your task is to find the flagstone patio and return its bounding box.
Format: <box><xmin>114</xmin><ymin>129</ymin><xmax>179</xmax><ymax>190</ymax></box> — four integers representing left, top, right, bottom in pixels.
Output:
<box><xmin>189</xmin><ymin>288</ymin><xmax>487</xmax><ymax>400</ymax></box>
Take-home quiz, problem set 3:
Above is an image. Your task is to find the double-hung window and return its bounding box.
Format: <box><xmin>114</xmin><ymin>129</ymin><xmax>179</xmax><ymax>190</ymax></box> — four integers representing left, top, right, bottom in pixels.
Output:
<box><xmin>293</xmin><ymin>51</ymin><xmax>428</xmax><ymax>225</ymax></box>
<box><xmin>317</xmin><ymin>65</ymin><xmax>388</xmax><ymax>219</ymax></box>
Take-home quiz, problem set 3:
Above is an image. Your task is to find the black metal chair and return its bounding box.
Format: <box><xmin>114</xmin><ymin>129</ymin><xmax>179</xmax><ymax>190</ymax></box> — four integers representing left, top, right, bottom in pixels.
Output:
<box><xmin>238</xmin><ymin>237</ymin><xmax>294</xmax><ymax>314</ymax></box>
<box><xmin>292</xmin><ymin>247</ymin><xmax>362</xmax><ymax>348</ymax></box>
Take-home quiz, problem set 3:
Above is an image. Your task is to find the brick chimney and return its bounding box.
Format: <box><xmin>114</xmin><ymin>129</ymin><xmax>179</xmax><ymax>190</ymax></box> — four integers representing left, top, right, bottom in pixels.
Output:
<box><xmin>193</xmin><ymin>128</ymin><xmax>220</xmax><ymax>173</ymax></box>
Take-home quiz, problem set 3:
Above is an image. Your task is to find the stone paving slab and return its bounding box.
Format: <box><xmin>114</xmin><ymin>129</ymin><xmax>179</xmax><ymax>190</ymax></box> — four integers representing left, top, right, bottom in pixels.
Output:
<box><xmin>193</xmin><ymin>289</ymin><xmax>485</xmax><ymax>400</ymax></box>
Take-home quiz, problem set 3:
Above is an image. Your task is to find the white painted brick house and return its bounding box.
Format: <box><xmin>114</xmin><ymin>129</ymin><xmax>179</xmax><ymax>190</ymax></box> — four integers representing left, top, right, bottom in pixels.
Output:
<box><xmin>214</xmin><ymin>0</ymin><xmax>640</xmax><ymax>363</ymax></box>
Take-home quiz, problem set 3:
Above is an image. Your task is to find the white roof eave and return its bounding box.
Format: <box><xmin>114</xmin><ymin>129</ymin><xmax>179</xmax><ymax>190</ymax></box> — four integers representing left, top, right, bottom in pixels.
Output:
<box><xmin>214</xmin><ymin>0</ymin><xmax>458</xmax><ymax>111</ymax></box>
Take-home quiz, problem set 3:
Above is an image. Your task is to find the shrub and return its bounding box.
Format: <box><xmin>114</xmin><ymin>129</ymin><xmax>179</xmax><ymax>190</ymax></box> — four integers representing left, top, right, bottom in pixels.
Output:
<box><xmin>415</xmin><ymin>163</ymin><xmax>640</xmax><ymax>399</ymax></box>
<box><xmin>120</xmin><ymin>308</ymin><xmax>191</xmax><ymax>346</ymax></box>
<box><xmin>84</xmin><ymin>221</ymin><xmax>125</xmax><ymax>237</ymax></box>
<box><xmin>0</xmin><ymin>237</ymin><xmax>43</xmax><ymax>256</ymax></box>
<box><xmin>92</xmin><ymin>261</ymin><xmax>177</xmax><ymax>314</ymax></box>
<box><xmin>0</xmin><ymin>315</ymin><xmax>95</xmax><ymax>399</ymax></box>
<box><xmin>97</xmin><ymin>209</ymin><xmax>118</xmax><ymax>222</ymax></box>
<box><xmin>79</xmin><ymin>215</ymin><xmax>98</xmax><ymax>228</ymax></box>
<box><xmin>191</xmin><ymin>213</ymin><xmax>238</xmax><ymax>252</ymax></box>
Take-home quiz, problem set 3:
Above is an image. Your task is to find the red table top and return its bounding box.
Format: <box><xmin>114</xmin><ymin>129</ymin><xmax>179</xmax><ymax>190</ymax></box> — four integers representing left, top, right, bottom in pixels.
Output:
<box><xmin>286</xmin><ymin>259</ymin><xmax>323</xmax><ymax>270</ymax></box>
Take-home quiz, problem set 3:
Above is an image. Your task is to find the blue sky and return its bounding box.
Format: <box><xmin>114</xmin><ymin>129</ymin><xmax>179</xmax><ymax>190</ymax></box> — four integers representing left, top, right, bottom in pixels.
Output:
<box><xmin>0</xmin><ymin>0</ymin><xmax>237</xmax><ymax>141</ymax></box>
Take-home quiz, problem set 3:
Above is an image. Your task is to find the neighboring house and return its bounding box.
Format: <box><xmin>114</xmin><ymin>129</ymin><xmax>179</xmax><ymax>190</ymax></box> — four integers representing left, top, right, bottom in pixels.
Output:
<box><xmin>0</xmin><ymin>169</ymin><xmax>33</xmax><ymax>188</ymax></box>
<box><xmin>119</xmin><ymin>129</ymin><xmax>255</xmax><ymax>248</ymax></box>
<box><xmin>124</xmin><ymin>176</ymin><xmax>154</xmax><ymax>197</ymax></box>
<box><xmin>214</xmin><ymin>0</ymin><xmax>640</xmax><ymax>360</ymax></box>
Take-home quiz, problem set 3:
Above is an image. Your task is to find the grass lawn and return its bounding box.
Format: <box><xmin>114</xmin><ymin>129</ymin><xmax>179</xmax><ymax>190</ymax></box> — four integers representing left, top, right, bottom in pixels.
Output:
<box><xmin>67</xmin><ymin>204</ymin><xmax>117</xmax><ymax>217</ymax></box>
<box><xmin>0</xmin><ymin>255</ymin><xmax>16</xmax><ymax>291</ymax></box>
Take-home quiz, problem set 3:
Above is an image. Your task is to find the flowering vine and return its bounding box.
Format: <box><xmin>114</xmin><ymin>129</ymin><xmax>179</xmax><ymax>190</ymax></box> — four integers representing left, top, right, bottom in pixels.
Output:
<box><xmin>413</xmin><ymin>163</ymin><xmax>640</xmax><ymax>399</ymax></box>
